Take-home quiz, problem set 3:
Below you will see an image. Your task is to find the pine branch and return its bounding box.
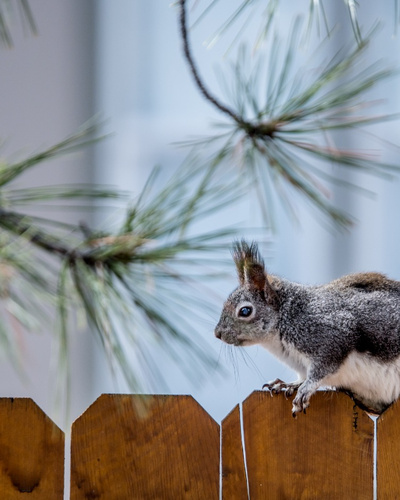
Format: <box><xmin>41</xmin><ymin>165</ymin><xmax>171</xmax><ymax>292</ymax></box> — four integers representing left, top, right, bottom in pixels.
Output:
<box><xmin>178</xmin><ymin>4</ymin><xmax>400</xmax><ymax>228</ymax></box>
<box><xmin>0</xmin><ymin>129</ymin><xmax>242</xmax><ymax>395</ymax></box>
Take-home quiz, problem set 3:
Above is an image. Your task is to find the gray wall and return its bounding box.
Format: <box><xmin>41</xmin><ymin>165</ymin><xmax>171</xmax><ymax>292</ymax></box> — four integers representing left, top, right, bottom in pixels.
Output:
<box><xmin>0</xmin><ymin>1</ymin><xmax>98</xmax><ymax>427</ymax></box>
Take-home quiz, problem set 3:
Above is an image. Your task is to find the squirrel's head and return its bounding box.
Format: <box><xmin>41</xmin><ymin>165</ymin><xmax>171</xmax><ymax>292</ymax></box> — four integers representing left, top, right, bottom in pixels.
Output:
<box><xmin>214</xmin><ymin>240</ymin><xmax>279</xmax><ymax>346</ymax></box>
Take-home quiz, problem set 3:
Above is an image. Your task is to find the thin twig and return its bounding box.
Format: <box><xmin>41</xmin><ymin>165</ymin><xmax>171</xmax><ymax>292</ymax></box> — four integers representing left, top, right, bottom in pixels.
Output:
<box><xmin>178</xmin><ymin>0</ymin><xmax>244</xmax><ymax>125</ymax></box>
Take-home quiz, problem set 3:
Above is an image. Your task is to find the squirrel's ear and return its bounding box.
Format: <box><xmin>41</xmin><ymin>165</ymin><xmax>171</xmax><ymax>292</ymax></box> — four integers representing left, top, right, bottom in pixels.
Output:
<box><xmin>232</xmin><ymin>240</ymin><xmax>266</xmax><ymax>291</ymax></box>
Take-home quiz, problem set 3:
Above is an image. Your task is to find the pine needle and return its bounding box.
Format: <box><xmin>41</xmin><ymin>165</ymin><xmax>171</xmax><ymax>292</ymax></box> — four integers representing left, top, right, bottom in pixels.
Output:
<box><xmin>0</xmin><ymin>0</ymin><xmax>36</xmax><ymax>47</ymax></box>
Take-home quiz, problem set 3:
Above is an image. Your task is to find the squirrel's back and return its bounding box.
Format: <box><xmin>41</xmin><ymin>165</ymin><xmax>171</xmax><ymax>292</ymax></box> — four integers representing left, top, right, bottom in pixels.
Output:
<box><xmin>325</xmin><ymin>272</ymin><xmax>400</xmax><ymax>293</ymax></box>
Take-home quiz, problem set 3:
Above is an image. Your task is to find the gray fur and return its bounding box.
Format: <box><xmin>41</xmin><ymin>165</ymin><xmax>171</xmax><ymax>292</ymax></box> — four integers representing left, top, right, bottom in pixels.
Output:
<box><xmin>215</xmin><ymin>240</ymin><xmax>400</xmax><ymax>415</ymax></box>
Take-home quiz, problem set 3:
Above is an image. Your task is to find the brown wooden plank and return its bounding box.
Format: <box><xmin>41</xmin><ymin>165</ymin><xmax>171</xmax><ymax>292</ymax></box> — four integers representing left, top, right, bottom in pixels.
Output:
<box><xmin>242</xmin><ymin>390</ymin><xmax>373</xmax><ymax>499</ymax></box>
<box><xmin>0</xmin><ymin>398</ymin><xmax>64</xmax><ymax>498</ymax></box>
<box><xmin>70</xmin><ymin>394</ymin><xmax>220</xmax><ymax>499</ymax></box>
<box><xmin>221</xmin><ymin>404</ymin><xmax>248</xmax><ymax>499</ymax></box>
<box><xmin>376</xmin><ymin>398</ymin><xmax>400</xmax><ymax>499</ymax></box>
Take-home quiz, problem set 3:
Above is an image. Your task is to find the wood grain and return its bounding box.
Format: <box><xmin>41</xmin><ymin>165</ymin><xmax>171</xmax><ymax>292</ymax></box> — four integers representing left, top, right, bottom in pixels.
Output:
<box><xmin>242</xmin><ymin>390</ymin><xmax>374</xmax><ymax>500</ymax></box>
<box><xmin>221</xmin><ymin>404</ymin><xmax>248</xmax><ymax>499</ymax></box>
<box><xmin>376</xmin><ymin>398</ymin><xmax>400</xmax><ymax>499</ymax></box>
<box><xmin>0</xmin><ymin>398</ymin><xmax>64</xmax><ymax>498</ymax></box>
<box><xmin>70</xmin><ymin>394</ymin><xmax>220</xmax><ymax>499</ymax></box>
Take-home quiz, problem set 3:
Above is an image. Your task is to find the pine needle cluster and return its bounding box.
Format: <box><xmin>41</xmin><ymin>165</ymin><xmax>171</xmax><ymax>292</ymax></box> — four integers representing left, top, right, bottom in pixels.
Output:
<box><xmin>179</xmin><ymin>0</ymin><xmax>400</xmax><ymax>228</ymax></box>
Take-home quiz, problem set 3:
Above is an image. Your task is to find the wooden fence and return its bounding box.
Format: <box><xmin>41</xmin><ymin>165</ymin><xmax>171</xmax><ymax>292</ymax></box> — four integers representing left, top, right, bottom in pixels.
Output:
<box><xmin>0</xmin><ymin>391</ymin><xmax>399</xmax><ymax>499</ymax></box>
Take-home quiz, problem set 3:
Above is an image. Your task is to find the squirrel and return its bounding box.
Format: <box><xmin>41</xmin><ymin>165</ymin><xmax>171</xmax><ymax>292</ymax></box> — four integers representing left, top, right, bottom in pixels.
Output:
<box><xmin>214</xmin><ymin>240</ymin><xmax>400</xmax><ymax>416</ymax></box>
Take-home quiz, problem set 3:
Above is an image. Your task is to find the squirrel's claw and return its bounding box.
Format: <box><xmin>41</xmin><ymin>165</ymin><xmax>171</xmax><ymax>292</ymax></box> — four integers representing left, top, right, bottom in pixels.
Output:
<box><xmin>262</xmin><ymin>378</ymin><xmax>285</xmax><ymax>392</ymax></box>
<box><xmin>292</xmin><ymin>392</ymin><xmax>310</xmax><ymax>416</ymax></box>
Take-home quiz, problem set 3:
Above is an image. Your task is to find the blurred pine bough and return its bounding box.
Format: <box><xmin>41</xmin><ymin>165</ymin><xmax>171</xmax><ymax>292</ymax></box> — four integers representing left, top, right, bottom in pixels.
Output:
<box><xmin>0</xmin><ymin>122</ymin><xmax>244</xmax><ymax>394</ymax></box>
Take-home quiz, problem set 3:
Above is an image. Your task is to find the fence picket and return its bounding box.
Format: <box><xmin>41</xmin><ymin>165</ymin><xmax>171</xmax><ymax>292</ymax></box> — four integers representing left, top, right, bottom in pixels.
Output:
<box><xmin>0</xmin><ymin>398</ymin><xmax>64</xmax><ymax>498</ymax></box>
<box><xmin>376</xmin><ymin>399</ymin><xmax>400</xmax><ymax>499</ymax></box>
<box><xmin>241</xmin><ymin>390</ymin><xmax>374</xmax><ymax>499</ymax></box>
<box><xmin>70</xmin><ymin>394</ymin><xmax>220</xmax><ymax>499</ymax></box>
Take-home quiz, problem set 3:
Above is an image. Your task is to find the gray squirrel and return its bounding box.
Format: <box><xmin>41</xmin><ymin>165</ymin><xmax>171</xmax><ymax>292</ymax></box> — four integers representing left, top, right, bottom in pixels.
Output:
<box><xmin>214</xmin><ymin>240</ymin><xmax>400</xmax><ymax>416</ymax></box>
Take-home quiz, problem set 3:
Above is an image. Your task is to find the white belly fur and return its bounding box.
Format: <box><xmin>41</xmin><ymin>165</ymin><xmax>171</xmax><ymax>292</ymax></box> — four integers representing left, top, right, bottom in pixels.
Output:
<box><xmin>323</xmin><ymin>352</ymin><xmax>400</xmax><ymax>406</ymax></box>
<box><xmin>261</xmin><ymin>336</ymin><xmax>311</xmax><ymax>380</ymax></box>
<box><xmin>261</xmin><ymin>336</ymin><xmax>400</xmax><ymax>407</ymax></box>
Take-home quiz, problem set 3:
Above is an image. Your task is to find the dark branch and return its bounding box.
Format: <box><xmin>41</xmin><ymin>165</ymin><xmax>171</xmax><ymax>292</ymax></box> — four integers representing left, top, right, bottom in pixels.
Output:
<box><xmin>178</xmin><ymin>0</ymin><xmax>277</xmax><ymax>138</ymax></box>
<box><xmin>178</xmin><ymin>0</ymin><xmax>245</xmax><ymax>125</ymax></box>
<box><xmin>0</xmin><ymin>208</ymin><xmax>96</xmax><ymax>265</ymax></box>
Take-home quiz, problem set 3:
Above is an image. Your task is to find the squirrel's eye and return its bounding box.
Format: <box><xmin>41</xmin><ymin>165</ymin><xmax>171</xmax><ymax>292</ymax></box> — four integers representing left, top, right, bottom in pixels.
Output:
<box><xmin>239</xmin><ymin>306</ymin><xmax>253</xmax><ymax>318</ymax></box>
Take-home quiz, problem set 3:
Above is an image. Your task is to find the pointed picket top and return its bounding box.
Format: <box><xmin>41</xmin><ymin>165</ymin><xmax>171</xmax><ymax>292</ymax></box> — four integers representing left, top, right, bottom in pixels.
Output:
<box><xmin>0</xmin><ymin>397</ymin><xmax>64</xmax><ymax>499</ymax></box>
<box><xmin>70</xmin><ymin>394</ymin><xmax>220</xmax><ymax>500</ymax></box>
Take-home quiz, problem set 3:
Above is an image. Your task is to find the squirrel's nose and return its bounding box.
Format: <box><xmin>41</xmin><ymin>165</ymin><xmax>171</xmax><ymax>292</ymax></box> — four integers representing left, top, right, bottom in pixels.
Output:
<box><xmin>214</xmin><ymin>328</ymin><xmax>222</xmax><ymax>339</ymax></box>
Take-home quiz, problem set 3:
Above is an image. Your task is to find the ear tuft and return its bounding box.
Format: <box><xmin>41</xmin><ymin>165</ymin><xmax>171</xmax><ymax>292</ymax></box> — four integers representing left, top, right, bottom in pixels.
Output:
<box><xmin>232</xmin><ymin>240</ymin><xmax>266</xmax><ymax>290</ymax></box>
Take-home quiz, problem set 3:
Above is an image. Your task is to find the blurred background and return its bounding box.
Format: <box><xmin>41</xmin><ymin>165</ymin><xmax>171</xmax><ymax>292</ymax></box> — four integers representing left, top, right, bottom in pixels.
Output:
<box><xmin>1</xmin><ymin>0</ymin><xmax>400</xmax><ymax>428</ymax></box>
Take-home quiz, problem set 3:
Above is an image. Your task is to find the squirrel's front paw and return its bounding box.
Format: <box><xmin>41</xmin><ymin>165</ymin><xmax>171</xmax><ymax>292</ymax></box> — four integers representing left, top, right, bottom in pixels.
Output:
<box><xmin>263</xmin><ymin>378</ymin><xmax>286</xmax><ymax>394</ymax></box>
<box><xmin>262</xmin><ymin>379</ymin><xmax>301</xmax><ymax>396</ymax></box>
<box><xmin>292</xmin><ymin>393</ymin><xmax>310</xmax><ymax>417</ymax></box>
